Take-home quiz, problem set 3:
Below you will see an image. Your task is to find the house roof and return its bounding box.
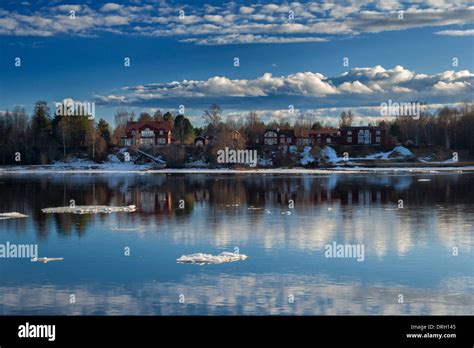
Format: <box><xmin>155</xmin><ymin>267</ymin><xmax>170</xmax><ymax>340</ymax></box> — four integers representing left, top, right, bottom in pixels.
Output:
<box><xmin>340</xmin><ymin>126</ymin><xmax>384</xmax><ymax>130</ymax></box>
<box><xmin>310</xmin><ymin>128</ymin><xmax>340</xmax><ymax>135</ymax></box>
<box><xmin>278</xmin><ymin>129</ymin><xmax>295</xmax><ymax>137</ymax></box>
<box><xmin>264</xmin><ymin>129</ymin><xmax>278</xmax><ymax>135</ymax></box>
<box><xmin>125</xmin><ymin>120</ymin><xmax>173</xmax><ymax>133</ymax></box>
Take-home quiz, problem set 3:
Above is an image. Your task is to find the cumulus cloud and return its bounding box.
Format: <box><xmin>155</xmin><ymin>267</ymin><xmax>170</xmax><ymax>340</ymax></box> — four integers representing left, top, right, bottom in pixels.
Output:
<box><xmin>0</xmin><ymin>1</ymin><xmax>473</xmax><ymax>44</ymax></box>
<box><xmin>432</xmin><ymin>81</ymin><xmax>471</xmax><ymax>93</ymax></box>
<box><xmin>95</xmin><ymin>66</ymin><xmax>474</xmax><ymax>111</ymax></box>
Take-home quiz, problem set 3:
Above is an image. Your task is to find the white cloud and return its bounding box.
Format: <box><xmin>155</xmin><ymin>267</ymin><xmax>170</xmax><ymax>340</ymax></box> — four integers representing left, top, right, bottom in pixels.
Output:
<box><xmin>435</xmin><ymin>29</ymin><xmax>474</xmax><ymax>36</ymax></box>
<box><xmin>95</xmin><ymin>66</ymin><xmax>474</xmax><ymax>109</ymax></box>
<box><xmin>392</xmin><ymin>86</ymin><xmax>412</xmax><ymax>93</ymax></box>
<box><xmin>181</xmin><ymin>34</ymin><xmax>328</xmax><ymax>45</ymax></box>
<box><xmin>339</xmin><ymin>81</ymin><xmax>374</xmax><ymax>94</ymax></box>
<box><xmin>0</xmin><ymin>1</ymin><xmax>473</xmax><ymax>44</ymax></box>
<box><xmin>433</xmin><ymin>81</ymin><xmax>471</xmax><ymax>93</ymax></box>
<box><xmin>103</xmin><ymin>15</ymin><xmax>129</xmax><ymax>26</ymax></box>
<box><xmin>100</xmin><ymin>3</ymin><xmax>123</xmax><ymax>12</ymax></box>
<box><xmin>239</xmin><ymin>6</ymin><xmax>255</xmax><ymax>15</ymax></box>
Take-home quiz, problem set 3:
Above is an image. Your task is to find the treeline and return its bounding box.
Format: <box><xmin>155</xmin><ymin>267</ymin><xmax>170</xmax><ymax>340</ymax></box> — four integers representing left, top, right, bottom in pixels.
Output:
<box><xmin>0</xmin><ymin>101</ymin><xmax>473</xmax><ymax>165</ymax></box>
<box><xmin>0</xmin><ymin>101</ymin><xmax>112</xmax><ymax>164</ymax></box>
<box><xmin>383</xmin><ymin>105</ymin><xmax>474</xmax><ymax>152</ymax></box>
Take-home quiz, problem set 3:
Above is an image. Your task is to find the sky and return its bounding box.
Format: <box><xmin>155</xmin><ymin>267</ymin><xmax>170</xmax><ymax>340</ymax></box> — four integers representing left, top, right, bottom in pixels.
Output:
<box><xmin>0</xmin><ymin>0</ymin><xmax>473</xmax><ymax>126</ymax></box>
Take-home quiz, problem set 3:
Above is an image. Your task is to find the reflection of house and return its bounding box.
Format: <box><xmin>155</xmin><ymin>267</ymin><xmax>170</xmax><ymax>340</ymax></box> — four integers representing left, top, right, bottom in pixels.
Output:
<box><xmin>339</xmin><ymin>126</ymin><xmax>386</xmax><ymax>145</ymax></box>
<box><xmin>121</xmin><ymin>121</ymin><xmax>173</xmax><ymax>147</ymax></box>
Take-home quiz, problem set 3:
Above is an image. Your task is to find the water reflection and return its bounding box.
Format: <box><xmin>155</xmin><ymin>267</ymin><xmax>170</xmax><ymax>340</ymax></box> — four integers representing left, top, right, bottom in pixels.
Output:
<box><xmin>1</xmin><ymin>274</ymin><xmax>472</xmax><ymax>315</ymax></box>
<box><xmin>0</xmin><ymin>173</ymin><xmax>473</xmax><ymax>315</ymax></box>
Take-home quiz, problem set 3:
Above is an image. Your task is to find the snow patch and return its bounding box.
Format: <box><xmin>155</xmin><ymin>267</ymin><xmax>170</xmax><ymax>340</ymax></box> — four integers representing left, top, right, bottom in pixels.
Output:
<box><xmin>322</xmin><ymin>146</ymin><xmax>344</xmax><ymax>163</ymax></box>
<box><xmin>300</xmin><ymin>146</ymin><xmax>315</xmax><ymax>165</ymax></box>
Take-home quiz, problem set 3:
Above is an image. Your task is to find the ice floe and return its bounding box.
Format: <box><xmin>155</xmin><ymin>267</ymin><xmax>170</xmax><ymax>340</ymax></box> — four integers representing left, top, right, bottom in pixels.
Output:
<box><xmin>31</xmin><ymin>257</ymin><xmax>64</xmax><ymax>263</ymax></box>
<box><xmin>176</xmin><ymin>252</ymin><xmax>247</xmax><ymax>265</ymax></box>
<box><xmin>0</xmin><ymin>212</ymin><xmax>28</xmax><ymax>220</ymax></box>
<box><xmin>41</xmin><ymin>205</ymin><xmax>136</xmax><ymax>214</ymax></box>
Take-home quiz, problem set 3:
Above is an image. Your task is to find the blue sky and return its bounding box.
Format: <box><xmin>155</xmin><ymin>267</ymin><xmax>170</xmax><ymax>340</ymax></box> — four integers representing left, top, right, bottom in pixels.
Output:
<box><xmin>0</xmin><ymin>0</ymin><xmax>473</xmax><ymax>126</ymax></box>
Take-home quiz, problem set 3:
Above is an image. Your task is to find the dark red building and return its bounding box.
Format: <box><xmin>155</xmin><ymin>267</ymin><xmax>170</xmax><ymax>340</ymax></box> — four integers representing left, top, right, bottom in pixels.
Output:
<box><xmin>339</xmin><ymin>126</ymin><xmax>386</xmax><ymax>146</ymax></box>
<box><xmin>121</xmin><ymin>120</ymin><xmax>173</xmax><ymax>147</ymax></box>
<box><xmin>310</xmin><ymin>128</ymin><xmax>340</xmax><ymax>146</ymax></box>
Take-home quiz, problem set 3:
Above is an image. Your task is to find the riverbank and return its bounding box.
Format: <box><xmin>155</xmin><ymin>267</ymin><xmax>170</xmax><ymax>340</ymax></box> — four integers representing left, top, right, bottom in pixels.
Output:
<box><xmin>1</xmin><ymin>164</ymin><xmax>473</xmax><ymax>174</ymax></box>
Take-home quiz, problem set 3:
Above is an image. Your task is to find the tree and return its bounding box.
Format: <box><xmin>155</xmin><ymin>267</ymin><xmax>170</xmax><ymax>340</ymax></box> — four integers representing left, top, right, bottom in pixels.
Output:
<box><xmin>153</xmin><ymin>109</ymin><xmax>163</xmax><ymax>121</ymax></box>
<box><xmin>114</xmin><ymin>108</ymin><xmax>130</xmax><ymax>128</ymax></box>
<box><xmin>311</xmin><ymin>121</ymin><xmax>323</xmax><ymax>130</ymax></box>
<box><xmin>173</xmin><ymin>115</ymin><xmax>195</xmax><ymax>144</ymax></box>
<box><xmin>339</xmin><ymin>110</ymin><xmax>354</xmax><ymax>127</ymax></box>
<box><xmin>97</xmin><ymin>119</ymin><xmax>111</xmax><ymax>144</ymax></box>
<box><xmin>163</xmin><ymin>112</ymin><xmax>174</xmax><ymax>122</ymax></box>
<box><xmin>246</xmin><ymin>111</ymin><xmax>260</xmax><ymax>128</ymax></box>
<box><xmin>31</xmin><ymin>101</ymin><xmax>54</xmax><ymax>164</ymax></box>
<box><xmin>203</xmin><ymin>104</ymin><xmax>222</xmax><ymax>128</ymax></box>
<box><xmin>138</xmin><ymin>112</ymin><xmax>152</xmax><ymax>122</ymax></box>
<box><xmin>56</xmin><ymin>115</ymin><xmax>72</xmax><ymax>159</ymax></box>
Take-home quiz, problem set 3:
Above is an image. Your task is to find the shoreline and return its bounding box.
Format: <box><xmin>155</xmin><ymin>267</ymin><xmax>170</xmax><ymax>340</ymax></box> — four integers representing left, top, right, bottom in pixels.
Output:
<box><xmin>1</xmin><ymin>165</ymin><xmax>473</xmax><ymax>174</ymax></box>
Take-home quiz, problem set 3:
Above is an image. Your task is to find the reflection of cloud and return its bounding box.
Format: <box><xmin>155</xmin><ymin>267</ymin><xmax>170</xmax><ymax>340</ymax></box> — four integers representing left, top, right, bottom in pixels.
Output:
<box><xmin>164</xmin><ymin>201</ymin><xmax>471</xmax><ymax>257</ymax></box>
<box><xmin>1</xmin><ymin>274</ymin><xmax>472</xmax><ymax>315</ymax></box>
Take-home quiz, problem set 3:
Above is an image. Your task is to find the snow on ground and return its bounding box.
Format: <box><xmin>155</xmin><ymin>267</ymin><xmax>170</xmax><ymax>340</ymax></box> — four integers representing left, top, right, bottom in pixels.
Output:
<box><xmin>0</xmin><ymin>212</ymin><xmax>28</xmax><ymax>220</ymax></box>
<box><xmin>185</xmin><ymin>159</ymin><xmax>208</xmax><ymax>167</ymax></box>
<box><xmin>344</xmin><ymin>146</ymin><xmax>414</xmax><ymax>161</ymax></box>
<box><xmin>41</xmin><ymin>205</ymin><xmax>136</xmax><ymax>214</ymax></box>
<box><xmin>258</xmin><ymin>156</ymin><xmax>273</xmax><ymax>166</ymax></box>
<box><xmin>300</xmin><ymin>146</ymin><xmax>316</xmax><ymax>165</ymax></box>
<box><xmin>322</xmin><ymin>146</ymin><xmax>345</xmax><ymax>163</ymax></box>
<box><xmin>289</xmin><ymin>145</ymin><xmax>298</xmax><ymax>154</ymax></box>
<box><xmin>176</xmin><ymin>252</ymin><xmax>248</xmax><ymax>265</ymax></box>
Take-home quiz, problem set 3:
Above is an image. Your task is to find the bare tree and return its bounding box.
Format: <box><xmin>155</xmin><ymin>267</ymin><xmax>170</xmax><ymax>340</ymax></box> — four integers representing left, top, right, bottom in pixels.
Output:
<box><xmin>203</xmin><ymin>104</ymin><xmax>222</xmax><ymax>128</ymax></box>
<box><xmin>339</xmin><ymin>110</ymin><xmax>354</xmax><ymax>127</ymax></box>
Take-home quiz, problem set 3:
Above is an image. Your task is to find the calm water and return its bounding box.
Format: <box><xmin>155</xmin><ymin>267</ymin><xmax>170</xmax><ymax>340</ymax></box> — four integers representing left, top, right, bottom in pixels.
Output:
<box><xmin>0</xmin><ymin>173</ymin><xmax>473</xmax><ymax>315</ymax></box>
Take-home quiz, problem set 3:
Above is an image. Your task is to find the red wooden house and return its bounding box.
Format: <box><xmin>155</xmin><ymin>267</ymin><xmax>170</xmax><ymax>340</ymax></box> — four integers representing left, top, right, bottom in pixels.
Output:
<box><xmin>120</xmin><ymin>120</ymin><xmax>173</xmax><ymax>147</ymax></box>
<box><xmin>339</xmin><ymin>126</ymin><xmax>386</xmax><ymax>145</ymax></box>
<box><xmin>310</xmin><ymin>128</ymin><xmax>340</xmax><ymax>146</ymax></box>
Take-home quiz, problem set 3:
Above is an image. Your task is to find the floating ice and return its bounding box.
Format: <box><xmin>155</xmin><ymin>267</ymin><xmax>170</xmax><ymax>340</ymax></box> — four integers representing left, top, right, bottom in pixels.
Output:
<box><xmin>177</xmin><ymin>252</ymin><xmax>247</xmax><ymax>265</ymax></box>
<box><xmin>41</xmin><ymin>205</ymin><xmax>136</xmax><ymax>214</ymax></box>
<box><xmin>0</xmin><ymin>212</ymin><xmax>28</xmax><ymax>220</ymax></box>
<box><xmin>31</xmin><ymin>257</ymin><xmax>64</xmax><ymax>263</ymax></box>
